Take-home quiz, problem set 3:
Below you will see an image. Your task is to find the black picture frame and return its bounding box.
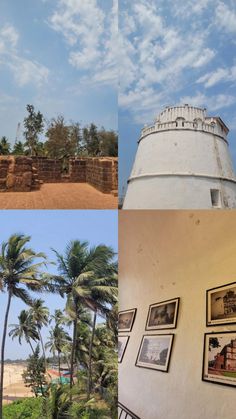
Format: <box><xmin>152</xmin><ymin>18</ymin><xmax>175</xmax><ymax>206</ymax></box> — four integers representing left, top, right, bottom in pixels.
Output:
<box><xmin>202</xmin><ymin>331</ymin><xmax>236</xmax><ymax>388</ymax></box>
<box><xmin>206</xmin><ymin>282</ymin><xmax>236</xmax><ymax>326</ymax></box>
<box><xmin>118</xmin><ymin>335</ymin><xmax>130</xmax><ymax>363</ymax></box>
<box><xmin>135</xmin><ymin>334</ymin><xmax>174</xmax><ymax>372</ymax></box>
<box><xmin>118</xmin><ymin>308</ymin><xmax>137</xmax><ymax>332</ymax></box>
<box><xmin>145</xmin><ymin>298</ymin><xmax>180</xmax><ymax>330</ymax></box>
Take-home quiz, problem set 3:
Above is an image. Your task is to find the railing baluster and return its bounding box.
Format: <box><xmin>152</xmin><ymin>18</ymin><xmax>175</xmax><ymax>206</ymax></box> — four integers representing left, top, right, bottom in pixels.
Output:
<box><xmin>118</xmin><ymin>402</ymin><xmax>141</xmax><ymax>419</ymax></box>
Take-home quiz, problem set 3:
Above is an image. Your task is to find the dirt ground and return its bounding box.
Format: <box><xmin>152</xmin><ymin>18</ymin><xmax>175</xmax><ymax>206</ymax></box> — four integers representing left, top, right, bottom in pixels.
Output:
<box><xmin>0</xmin><ymin>183</ymin><xmax>117</xmax><ymax>209</ymax></box>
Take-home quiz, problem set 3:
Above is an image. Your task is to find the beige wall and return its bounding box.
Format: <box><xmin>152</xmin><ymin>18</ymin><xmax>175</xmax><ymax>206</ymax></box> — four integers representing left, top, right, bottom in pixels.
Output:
<box><xmin>119</xmin><ymin>211</ymin><xmax>236</xmax><ymax>419</ymax></box>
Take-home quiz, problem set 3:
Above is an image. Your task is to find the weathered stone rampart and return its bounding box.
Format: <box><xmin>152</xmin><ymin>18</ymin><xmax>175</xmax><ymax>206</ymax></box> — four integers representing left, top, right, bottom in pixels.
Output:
<box><xmin>0</xmin><ymin>156</ymin><xmax>118</xmax><ymax>194</ymax></box>
<box><xmin>0</xmin><ymin>156</ymin><xmax>34</xmax><ymax>192</ymax></box>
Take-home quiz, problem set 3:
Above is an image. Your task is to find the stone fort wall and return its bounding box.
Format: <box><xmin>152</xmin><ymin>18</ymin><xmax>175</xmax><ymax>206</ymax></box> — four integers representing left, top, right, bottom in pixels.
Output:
<box><xmin>0</xmin><ymin>156</ymin><xmax>118</xmax><ymax>194</ymax></box>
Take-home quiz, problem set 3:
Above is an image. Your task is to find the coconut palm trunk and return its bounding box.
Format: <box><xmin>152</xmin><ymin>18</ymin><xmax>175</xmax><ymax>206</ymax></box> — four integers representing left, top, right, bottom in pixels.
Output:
<box><xmin>38</xmin><ymin>329</ymin><xmax>47</xmax><ymax>373</ymax></box>
<box><xmin>39</xmin><ymin>329</ymin><xmax>46</xmax><ymax>358</ymax></box>
<box><xmin>0</xmin><ymin>289</ymin><xmax>12</xmax><ymax>419</ymax></box>
<box><xmin>58</xmin><ymin>351</ymin><xmax>61</xmax><ymax>381</ymax></box>
<box><xmin>27</xmin><ymin>339</ymin><xmax>35</xmax><ymax>354</ymax></box>
<box><xmin>69</xmin><ymin>319</ymin><xmax>77</xmax><ymax>397</ymax></box>
<box><xmin>87</xmin><ymin>309</ymin><xmax>97</xmax><ymax>400</ymax></box>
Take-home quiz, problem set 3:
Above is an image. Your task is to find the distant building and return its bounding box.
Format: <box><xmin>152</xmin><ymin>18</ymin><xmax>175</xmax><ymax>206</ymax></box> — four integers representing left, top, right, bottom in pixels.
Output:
<box><xmin>123</xmin><ymin>105</ymin><xmax>236</xmax><ymax>209</ymax></box>
<box><xmin>213</xmin><ymin>339</ymin><xmax>236</xmax><ymax>370</ymax></box>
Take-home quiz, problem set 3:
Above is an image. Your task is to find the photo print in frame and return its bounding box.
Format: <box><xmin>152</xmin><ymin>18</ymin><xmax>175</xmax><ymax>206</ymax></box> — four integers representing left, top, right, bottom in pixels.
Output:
<box><xmin>118</xmin><ymin>308</ymin><xmax>137</xmax><ymax>332</ymax></box>
<box><xmin>206</xmin><ymin>282</ymin><xmax>236</xmax><ymax>326</ymax></box>
<box><xmin>135</xmin><ymin>334</ymin><xmax>174</xmax><ymax>372</ymax></box>
<box><xmin>202</xmin><ymin>331</ymin><xmax>236</xmax><ymax>388</ymax></box>
<box><xmin>145</xmin><ymin>298</ymin><xmax>180</xmax><ymax>330</ymax></box>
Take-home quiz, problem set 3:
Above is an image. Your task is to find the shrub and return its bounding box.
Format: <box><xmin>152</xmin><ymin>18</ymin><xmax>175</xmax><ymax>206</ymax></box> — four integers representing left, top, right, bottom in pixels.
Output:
<box><xmin>3</xmin><ymin>397</ymin><xmax>43</xmax><ymax>419</ymax></box>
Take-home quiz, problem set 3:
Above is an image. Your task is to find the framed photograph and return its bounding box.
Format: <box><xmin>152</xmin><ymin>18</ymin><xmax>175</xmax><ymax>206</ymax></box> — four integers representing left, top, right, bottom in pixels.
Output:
<box><xmin>118</xmin><ymin>308</ymin><xmax>137</xmax><ymax>332</ymax></box>
<box><xmin>145</xmin><ymin>298</ymin><xmax>180</xmax><ymax>330</ymax></box>
<box><xmin>206</xmin><ymin>282</ymin><xmax>236</xmax><ymax>326</ymax></box>
<box><xmin>118</xmin><ymin>335</ymin><xmax>129</xmax><ymax>363</ymax></box>
<box><xmin>135</xmin><ymin>334</ymin><xmax>174</xmax><ymax>372</ymax></box>
<box><xmin>202</xmin><ymin>331</ymin><xmax>236</xmax><ymax>388</ymax></box>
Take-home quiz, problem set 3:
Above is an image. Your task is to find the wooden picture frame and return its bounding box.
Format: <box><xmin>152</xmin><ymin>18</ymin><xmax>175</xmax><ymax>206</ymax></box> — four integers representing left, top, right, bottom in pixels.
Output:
<box><xmin>206</xmin><ymin>282</ymin><xmax>236</xmax><ymax>326</ymax></box>
<box><xmin>202</xmin><ymin>331</ymin><xmax>236</xmax><ymax>388</ymax></box>
<box><xmin>118</xmin><ymin>335</ymin><xmax>130</xmax><ymax>363</ymax></box>
<box><xmin>135</xmin><ymin>334</ymin><xmax>174</xmax><ymax>372</ymax></box>
<box><xmin>118</xmin><ymin>308</ymin><xmax>137</xmax><ymax>332</ymax></box>
<box><xmin>145</xmin><ymin>298</ymin><xmax>180</xmax><ymax>330</ymax></box>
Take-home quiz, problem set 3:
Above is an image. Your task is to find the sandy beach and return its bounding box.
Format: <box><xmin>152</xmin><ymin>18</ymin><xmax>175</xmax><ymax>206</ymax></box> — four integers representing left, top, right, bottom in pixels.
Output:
<box><xmin>1</xmin><ymin>363</ymin><xmax>32</xmax><ymax>404</ymax></box>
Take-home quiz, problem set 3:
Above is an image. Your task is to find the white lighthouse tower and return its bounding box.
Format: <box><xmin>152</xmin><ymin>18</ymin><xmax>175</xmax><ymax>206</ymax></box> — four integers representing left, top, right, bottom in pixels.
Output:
<box><xmin>123</xmin><ymin>104</ymin><xmax>236</xmax><ymax>209</ymax></box>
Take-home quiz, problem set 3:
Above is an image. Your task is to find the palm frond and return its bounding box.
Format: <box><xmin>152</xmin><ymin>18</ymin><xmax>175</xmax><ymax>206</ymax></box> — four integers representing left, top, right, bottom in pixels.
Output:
<box><xmin>13</xmin><ymin>287</ymin><xmax>33</xmax><ymax>305</ymax></box>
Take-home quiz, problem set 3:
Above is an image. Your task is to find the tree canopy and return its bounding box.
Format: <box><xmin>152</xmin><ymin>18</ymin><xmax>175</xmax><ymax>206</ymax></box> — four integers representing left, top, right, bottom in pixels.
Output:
<box><xmin>0</xmin><ymin>105</ymin><xmax>118</xmax><ymax>158</ymax></box>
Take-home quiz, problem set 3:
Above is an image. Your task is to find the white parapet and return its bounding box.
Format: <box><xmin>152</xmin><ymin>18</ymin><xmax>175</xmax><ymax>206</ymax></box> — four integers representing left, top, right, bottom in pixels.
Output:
<box><xmin>123</xmin><ymin>105</ymin><xmax>236</xmax><ymax>209</ymax></box>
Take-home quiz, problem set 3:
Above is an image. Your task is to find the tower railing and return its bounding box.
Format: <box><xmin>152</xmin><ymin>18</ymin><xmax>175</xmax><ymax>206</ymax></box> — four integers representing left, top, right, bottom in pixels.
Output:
<box><xmin>140</xmin><ymin>120</ymin><xmax>227</xmax><ymax>141</ymax></box>
<box><xmin>118</xmin><ymin>402</ymin><xmax>141</xmax><ymax>418</ymax></box>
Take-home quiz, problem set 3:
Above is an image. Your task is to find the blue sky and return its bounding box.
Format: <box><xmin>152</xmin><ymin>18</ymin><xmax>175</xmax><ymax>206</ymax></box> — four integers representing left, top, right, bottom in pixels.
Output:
<box><xmin>119</xmin><ymin>0</ymin><xmax>236</xmax><ymax>196</ymax></box>
<box><xmin>0</xmin><ymin>0</ymin><xmax>117</xmax><ymax>146</ymax></box>
<box><xmin>0</xmin><ymin>210</ymin><xmax>118</xmax><ymax>359</ymax></box>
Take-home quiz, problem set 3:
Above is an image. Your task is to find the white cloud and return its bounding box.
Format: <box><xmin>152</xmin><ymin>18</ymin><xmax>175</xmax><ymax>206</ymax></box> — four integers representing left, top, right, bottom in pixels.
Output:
<box><xmin>119</xmin><ymin>1</ymin><xmax>216</xmax><ymax>121</ymax></box>
<box><xmin>0</xmin><ymin>24</ymin><xmax>19</xmax><ymax>49</ymax></box>
<box><xmin>49</xmin><ymin>0</ymin><xmax>117</xmax><ymax>86</ymax></box>
<box><xmin>180</xmin><ymin>92</ymin><xmax>236</xmax><ymax>112</ymax></box>
<box><xmin>8</xmin><ymin>56</ymin><xmax>49</xmax><ymax>87</ymax></box>
<box><xmin>172</xmin><ymin>0</ymin><xmax>215</xmax><ymax>18</ymax></box>
<box><xmin>215</xmin><ymin>1</ymin><xmax>236</xmax><ymax>34</ymax></box>
<box><xmin>192</xmin><ymin>49</ymin><xmax>216</xmax><ymax>68</ymax></box>
<box><xmin>0</xmin><ymin>23</ymin><xmax>49</xmax><ymax>88</ymax></box>
<box><xmin>197</xmin><ymin>66</ymin><xmax>236</xmax><ymax>88</ymax></box>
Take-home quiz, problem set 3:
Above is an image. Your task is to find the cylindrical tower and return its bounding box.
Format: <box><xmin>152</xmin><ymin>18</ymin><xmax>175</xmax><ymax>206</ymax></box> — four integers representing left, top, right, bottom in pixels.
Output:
<box><xmin>123</xmin><ymin>104</ymin><xmax>236</xmax><ymax>209</ymax></box>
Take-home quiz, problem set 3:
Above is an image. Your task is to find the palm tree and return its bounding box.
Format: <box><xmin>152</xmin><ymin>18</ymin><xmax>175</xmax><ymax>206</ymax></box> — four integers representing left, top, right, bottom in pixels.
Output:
<box><xmin>92</xmin><ymin>325</ymin><xmax>118</xmax><ymax>416</ymax></box>
<box><xmin>87</xmin><ymin>273</ymin><xmax>118</xmax><ymax>399</ymax></box>
<box><xmin>29</xmin><ymin>299</ymin><xmax>49</xmax><ymax>368</ymax></box>
<box><xmin>43</xmin><ymin>384</ymin><xmax>71</xmax><ymax>419</ymax></box>
<box><xmin>9</xmin><ymin>309</ymin><xmax>39</xmax><ymax>354</ymax></box>
<box><xmin>65</xmin><ymin>297</ymin><xmax>92</xmax><ymax>372</ymax></box>
<box><xmin>46</xmin><ymin>325</ymin><xmax>71</xmax><ymax>380</ymax></box>
<box><xmin>0</xmin><ymin>233</ymin><xmax>46</xmax><ymax>418</ymax></box>
<box><xmin>50</xmin><ymin>309</ymin><xmax>65</xmax><ymax>326</ymax></box>
<box><xmin>49</xmin><ymin>240</ymin><xmax>116</xmax><ymax>398</ymax></box>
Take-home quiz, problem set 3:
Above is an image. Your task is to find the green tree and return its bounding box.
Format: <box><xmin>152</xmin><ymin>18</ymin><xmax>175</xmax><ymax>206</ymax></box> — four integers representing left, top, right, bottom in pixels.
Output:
<box><xmin>12</xmin><ymin>140</ymin><xmax>25</xmax><ymax>155</ymax></box>
<box><xmin>209</xmin><ymin>337</ymin><xmax>221</xmax><ymax>351</ymax></box>
<box><xmin>9</xmin><ymin>309</ymin><xmax>39</xmax><ymax>354</ymax></box>
<box><xmin>0</xmin><ymin>136</ymin><xmax>11</xmax><ymax>155</ymax></box>
<box><xmin>22</xmin><ymin>345</ymin><xmax>47</xmax><ymax>397</ymax></box>
<box><xmin>49</xmin><ymin>240</ymin><xmax>116</xmax><ymax>399</ymax></box>
<box><xmin>106</xmin><ymin>302</ymin><xmax>118</xmax><ymax>343</ymax></box>
<box><xmin>45</xmin><ymin>117</ymin><xmax>80</xmax><ymax>159</ymax></box>
<box><xmin>92</xmin><ymin>325</ymin><xmax>117</xmax><ymax>416</ymax></box>
<box><xmin>69</xmin><ymin>122</ymin><xmax>81</xmax><ymax>156</ymax></box>
<box><xmin>0</xmin><ymin>233</ymin><xmax>46</xmax><ymax>418</ymax></box>
<box><xmin>98</xmin><ymin>129</ymin><xmax>118</xmax><ymax>157</ymax></box>
<box><xmin>43</xmin><ymin>384</ymin><xmax>71</xmax><ymax>419</ymax></box>
<box><xmin>82</xmin><ymin>124</ymin><xmax>100</xmax><ymax>156</ymax></box>
<box><xmin>87</xmin><ymin>272</ymin><xmax>118</xmax><ymax>399</ymax></box>
<box><xmin>34</xmin><ymin>141</ymin><xmax>46</xmax><ymax>157</ymax></box>
<box><xmin>46</xmin><ymin>324</ymin><xmax>71</xmax><ymax>380</ymax></box>
<box><xmin>65</xmin><ymin>299</ymin><xmax>91</xmax><ymax>372</ymax></box>
<box><xmin>49</xmin><ymin>309</ymin><xmax>65</xmax><ymax>326</ymax></box>
<box><xmin>29</xmin><ymin>299</ymin><xmax>49</xmax><ymax>369</ymax></box>
<box><xmin>23</xmin><ymin>104</ymin><xmax>44</xmax><ymax>156</ymax></box>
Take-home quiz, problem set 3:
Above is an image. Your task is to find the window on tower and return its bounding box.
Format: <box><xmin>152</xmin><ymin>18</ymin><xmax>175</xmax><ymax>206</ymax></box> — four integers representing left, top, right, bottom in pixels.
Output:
<box><xmin>210</xmin><ymin>189</ymin><xmax>221</xmax><ymax>208</ymax></box>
